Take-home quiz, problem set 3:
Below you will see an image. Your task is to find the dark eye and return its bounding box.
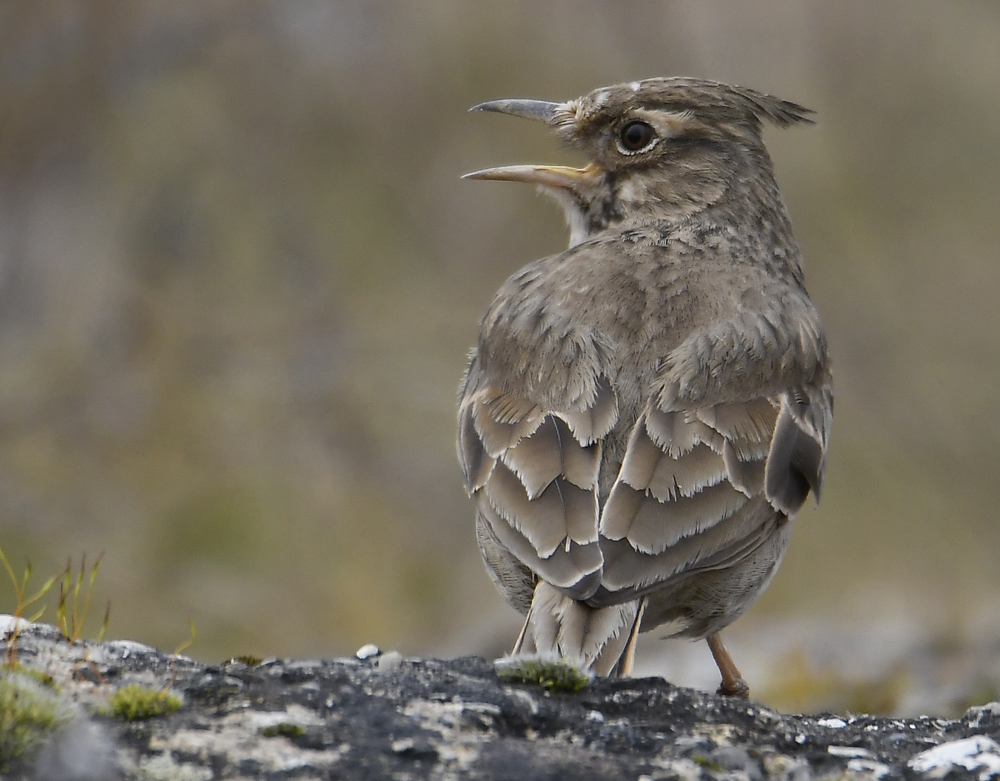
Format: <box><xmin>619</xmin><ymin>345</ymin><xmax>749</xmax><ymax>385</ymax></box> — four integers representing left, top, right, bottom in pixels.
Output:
<box><xmin>618</xmin><ymin>121</ymin><xmax>656</xmax><ymax>153</ymax></box>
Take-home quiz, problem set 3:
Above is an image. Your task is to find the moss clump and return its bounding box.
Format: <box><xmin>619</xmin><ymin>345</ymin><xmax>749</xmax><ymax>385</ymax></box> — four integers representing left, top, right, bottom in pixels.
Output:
<box><xmin>691</xmin><ymin>754</ymin><xmax>723</xmax><ymax>771</ymax></box>
<box><xmin>108</xmin><ymin>685</ymin><xmax>181</xmax><ymax>720</ymax></box>
<box><xmin>229</xmin><ymin>655</ymin><xmax>263</xmax><ymax>667</ymax></box>
<box><xmin>0</xmin><ymin>672</ymin><xmax>74</xmax><ymax>770</ymax></box>
<box><xmin>260</xmin><ymin>722</ymin><xmax>305</xmax><ymax>738</ymax></box>
<box><xmin>5</xmin><ymin>664</ymin><xmax>58</xmax><ymax>692</ymax></box>
<box><xmin>495</xmin><ymin>655</ymin><xmax>593</xmax><ymax>693</ymax></box>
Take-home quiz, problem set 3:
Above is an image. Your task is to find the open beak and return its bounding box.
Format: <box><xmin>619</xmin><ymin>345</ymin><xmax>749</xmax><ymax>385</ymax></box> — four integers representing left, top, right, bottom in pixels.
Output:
<box><xmin>464</xmin><ymin>98</ymin><xmax>597</xmax><ymax>190</ymax></box>
<box><xmin>462</xmin><ymin>162</ymin><xmax>599</xmax><ymax>189</ymax></box>
<box><xmin>469</xmin><ymin>98</ymin><xmax>562</xmax><ymax>122</ymax></box>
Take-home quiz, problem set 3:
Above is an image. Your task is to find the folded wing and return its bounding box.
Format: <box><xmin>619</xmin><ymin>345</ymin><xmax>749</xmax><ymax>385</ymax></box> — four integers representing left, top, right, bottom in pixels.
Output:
<box><xmin>458</xmin><ymin>376</ymin><xmax>619</xmax><ymax>600</ymax></box>
<box><xmin>596</xmin><ymin>385</ymin><xmax>830</xmax><ymax>602</ymax></box>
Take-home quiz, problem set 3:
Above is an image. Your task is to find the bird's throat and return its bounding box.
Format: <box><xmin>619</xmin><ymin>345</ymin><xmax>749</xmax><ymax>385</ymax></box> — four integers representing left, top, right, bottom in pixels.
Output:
<box><xmin>539</xmin><ymin>186</ymin><xmax>597</xmax><ymax>248</ymax></box>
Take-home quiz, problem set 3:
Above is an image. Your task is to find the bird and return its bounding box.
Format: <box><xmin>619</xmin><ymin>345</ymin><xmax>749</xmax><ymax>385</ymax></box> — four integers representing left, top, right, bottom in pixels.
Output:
<box><xmin>457</xmin><ymin>77</ymin><xmax>832</xmax><ymax>698</ymax></box>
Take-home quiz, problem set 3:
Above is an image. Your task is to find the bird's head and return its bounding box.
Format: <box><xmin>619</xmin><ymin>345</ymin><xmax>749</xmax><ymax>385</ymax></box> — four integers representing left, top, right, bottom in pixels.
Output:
<box><xmin>465</xmin><ymin>77</ymin><xmax>813</xmax><ymax>246</ymax></box>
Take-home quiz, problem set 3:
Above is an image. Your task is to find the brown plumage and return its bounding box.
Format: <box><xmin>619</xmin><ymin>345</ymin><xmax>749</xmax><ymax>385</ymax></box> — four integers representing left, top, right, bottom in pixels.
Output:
<box><xmin>458</xmin><ymin>78</ymin><xmax>832</xmax><ymax>696</ymax></box>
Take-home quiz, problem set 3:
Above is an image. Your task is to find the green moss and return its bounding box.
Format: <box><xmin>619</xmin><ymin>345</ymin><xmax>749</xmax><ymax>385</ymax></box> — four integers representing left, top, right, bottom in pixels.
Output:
<box><xmin>691</xmin><ymin>754</ymin><xmax>723</xmax><ymax>771</ymax></box>
<box><xmin>260</xmin><ymin>722</ymin><xmax>305</xmax><ymax>738</ymax></box>
<box><xmin>229</xmin><ymin>655</ymin><xmax>263</xmax><ymax>667</ymax></box>
<box><xmin>5</xmin><ymin>664</ymin><xmax>58</xmax><ymax>692</ymax></box>
<box><xmin>108</xmin><ymin>685</ymin><xmax>181</xmax><ymax>720</ymax></box>
<box><xmin>0</xmin><ymin>672</ymin><xmax>74</xmax><ymax>770</ymax></box>
<box><xmin>495</xmin><ymin>655</ymin><xmax>593</xmax><ymax>693</ymax></box>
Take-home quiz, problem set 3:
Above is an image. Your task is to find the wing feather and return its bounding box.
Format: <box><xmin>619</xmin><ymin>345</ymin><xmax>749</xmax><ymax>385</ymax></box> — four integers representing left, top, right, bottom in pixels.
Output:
<box><xmin>471</xmin><ymin>389</ymin><xmax>544</xmax><ymax>455</ymax></box>
<box><xmin>559</xmin><ymin>376</ymin><xmax>619</xmax><ymax>444</ymax></box>
<box><xmin>458</xmin><ymin>379</ymin><xmax>618</xmax><ymax>600</ymax></box>
<box><xmin>765</xmin><ymin>386</ymin><xmax>832</xmax><ymax>512</ymax></box>
<box><xmin>598</xmin><ymin>390</ymin><xmax>795</xmax><ymax>598</ymax></box>
<box><xmin>597</xmin><ymin>498</ymin><xmax>781</xmax><ymax>596</ymax></box>
<box><xmin>501</xmin><ymin>416</ymin><xmax>564</xmax><ymax>499</ymax></box>
<box><xmin>478</xmin><ymin>500</ymin><xmax>603</xmax><ymax>599</ymax></box>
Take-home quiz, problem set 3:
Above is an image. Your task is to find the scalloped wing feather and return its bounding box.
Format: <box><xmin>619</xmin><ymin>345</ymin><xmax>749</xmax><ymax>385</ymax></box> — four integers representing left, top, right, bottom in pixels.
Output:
<box><xmin>597</xmin><ymin>394</ymin><xmax>792</xmax><ymax>596</ymax></box>
<box><xmin>458</xmin><ymin>379</ymin><xmax>619</xmax><ymax>600</ymax></box>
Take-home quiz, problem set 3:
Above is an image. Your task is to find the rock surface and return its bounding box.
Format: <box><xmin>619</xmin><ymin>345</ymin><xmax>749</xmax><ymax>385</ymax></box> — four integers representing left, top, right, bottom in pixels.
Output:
<box><xmin>3</xmin><ymin>618</ymin><xmax>1000</xmax><ymax>780</ymax></box>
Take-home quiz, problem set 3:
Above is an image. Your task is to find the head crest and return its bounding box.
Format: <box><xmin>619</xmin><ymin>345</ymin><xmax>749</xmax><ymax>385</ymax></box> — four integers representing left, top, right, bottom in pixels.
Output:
<box><xmin>580</xmin><ymin>77</ymin><xmax>815</xmax><ymax>133</ymax></box>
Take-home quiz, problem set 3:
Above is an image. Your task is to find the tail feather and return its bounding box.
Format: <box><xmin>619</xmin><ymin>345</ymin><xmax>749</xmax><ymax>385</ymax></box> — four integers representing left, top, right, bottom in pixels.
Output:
<box><xmin>527</xmin><ymin>581</ymin><xmax>639</xmax><ymax>676</ymax></box>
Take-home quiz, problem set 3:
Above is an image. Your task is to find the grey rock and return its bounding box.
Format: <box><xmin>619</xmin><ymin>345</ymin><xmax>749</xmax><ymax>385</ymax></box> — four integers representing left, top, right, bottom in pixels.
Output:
<box><xmin>3</xmin><ymin>619</ymin><xmax>1000</xmax><ymax>779</ymax></box>
<box><xmin>34</xmin><ymin>719</ymin><xmax>118</xmax><ymax>781</ymax></box>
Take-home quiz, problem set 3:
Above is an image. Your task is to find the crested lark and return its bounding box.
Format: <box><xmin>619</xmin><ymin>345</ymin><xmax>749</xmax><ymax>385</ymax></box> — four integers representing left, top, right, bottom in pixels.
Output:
<box><xmin>458</xmin><ymin>78</ymin><xmax>831</xmax><ymax>697</ymax></box>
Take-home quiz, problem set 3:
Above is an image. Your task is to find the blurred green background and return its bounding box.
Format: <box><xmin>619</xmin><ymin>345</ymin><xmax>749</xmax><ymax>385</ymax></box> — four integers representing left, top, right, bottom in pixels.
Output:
<box><xmin>1</xmin><ymin>1</ymin><xmax>999</xmax><ymax>715</ymax></box>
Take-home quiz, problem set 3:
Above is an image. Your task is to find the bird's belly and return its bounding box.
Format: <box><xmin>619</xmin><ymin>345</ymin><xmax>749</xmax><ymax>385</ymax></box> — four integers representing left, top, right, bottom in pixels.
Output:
<box><xmin>637</xmin><ymin>518</ymin><xmax>793</xmax><ymax>640</ymax></box>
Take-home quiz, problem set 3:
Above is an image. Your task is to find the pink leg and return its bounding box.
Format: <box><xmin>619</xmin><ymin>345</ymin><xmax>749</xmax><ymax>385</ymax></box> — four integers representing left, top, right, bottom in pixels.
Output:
<box><xmin>707</xmin><ymin>633</ymin><xmax>749</xmax><ymax>698</ymax></box>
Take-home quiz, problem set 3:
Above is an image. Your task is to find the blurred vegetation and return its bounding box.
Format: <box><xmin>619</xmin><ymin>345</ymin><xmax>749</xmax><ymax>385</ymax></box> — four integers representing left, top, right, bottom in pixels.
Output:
<box><xmin>0</xmin><ymin>1</ymin><xmax>998</xmax><ymax>714</ymax></box>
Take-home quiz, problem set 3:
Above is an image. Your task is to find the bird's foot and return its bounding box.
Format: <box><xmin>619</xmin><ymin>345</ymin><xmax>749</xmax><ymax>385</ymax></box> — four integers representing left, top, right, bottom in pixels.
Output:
<box><xmin>707</xmin><ymin>632</ymin><xmax>750</xmax><ymax>699</ymax></box>
<box><xmin>716</xmin><ymin>677</ymin><xmax>750</xmax><ymax>699</ymax></box>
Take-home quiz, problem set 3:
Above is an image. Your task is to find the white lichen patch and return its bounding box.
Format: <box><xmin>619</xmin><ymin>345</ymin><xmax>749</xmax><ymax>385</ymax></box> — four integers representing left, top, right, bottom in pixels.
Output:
<box><xmin>690</xmin><ymin>722</ymin><xmax>739</xmax><ymax>745</ymax></box>
<box><xmin>401</xmin><ymin>699</ymin><xmax>504</xmax><ymax>774</ymax></box>
<box><xmin>100</xmin><ymin>639</ymin><xmax>159</xmax><ymax>660</ymax></box>
<box><xmin>133</xmin><ymin>752</ymin><xmax>214</xmax><ymax>781</ymax></box>
<box><xmin>145</xmin><ymin>705</ymin><xmax>345</xmax><ymax>773</ymax></box>
<box><xmin>760</xmin><ymin>753</ymin><xmax>811</xmax><ymax>780</ymax></box>
<box><xmin>643</xmin><ymin>757</ymin><xmax>702</xmax><ymax>781</ymax></box>
<box><xmin>247</xmin><ymin>703</ymin><xmax>325</xmax><ymax>730</ymax></box>
<box><xmin>908</xmin><ymin>736</ymin><xmax>1000</xmax><ymax>779</ymax></box>
<box><xmin>829</xmin><ymin>745</ymin><xmax>872</xmax><ymax>758</ymax></box>
<box><xmin>967</xmin><ymin>703</ymin><xmax>1000</xmax><ymax>730</ymax></box>
<box><xmin>403</xmin><ymin>699</ymin><xmax>501</xmax><ymax>733</ymax></box>
<box><xmin>847</xmin><ymin>758</ymin><xmax>893</xmax><ymax>779</ymax></box>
